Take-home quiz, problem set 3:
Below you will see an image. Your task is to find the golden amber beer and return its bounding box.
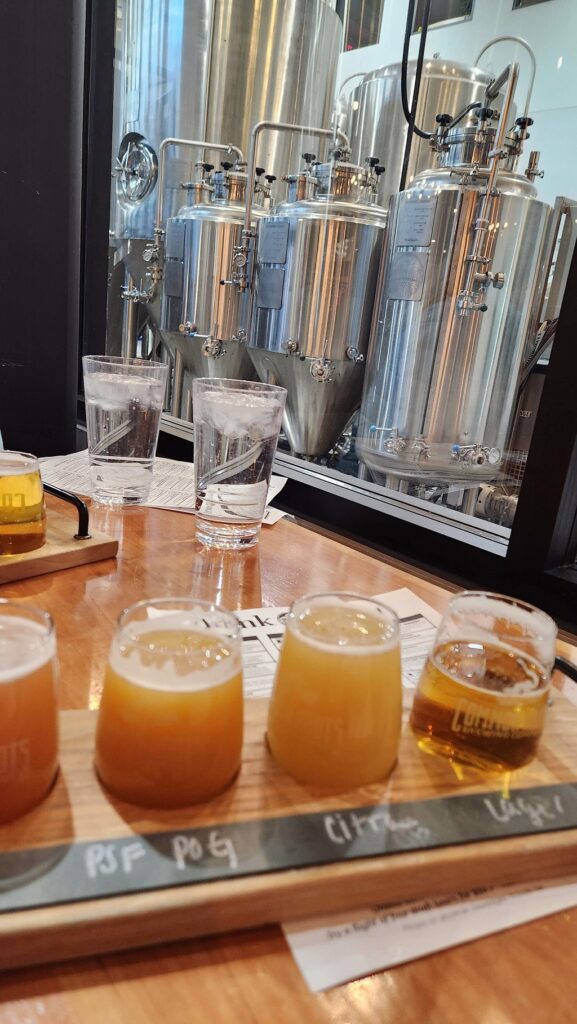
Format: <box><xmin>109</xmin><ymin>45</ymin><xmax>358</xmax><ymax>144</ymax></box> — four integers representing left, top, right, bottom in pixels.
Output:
<box><xmin>95</xmin><ymin>599</ymin><xmax>243</xmax><ymax>807</ymax></box>
<box><xmin>267</xmin><ymin>593</ymin><xmax>402</xmax><ymax>788</ymax></box>
<box><xmin>0</xmin><ymin>601</ymin><xmax>59</xmax><ymax>823</ymax></box>
<box><xmin>410</xmin><ymin>592</ymin><xmax>557</xmax><ymax>772</ymax></box>
<box><xmin>0</xmin><ymin>451</ymin><xmax>46</xmax><ymax>554</ymax></box>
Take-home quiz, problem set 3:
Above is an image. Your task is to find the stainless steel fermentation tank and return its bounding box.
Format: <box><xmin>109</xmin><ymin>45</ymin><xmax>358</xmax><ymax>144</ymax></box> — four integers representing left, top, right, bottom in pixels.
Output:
<box><xmin>340</xmin><ymin>56</ymin><xmax>516</xmax><ymax>208</ymax></box>
<box><xmin>159</xmin><ymin>150</ymin><xmax>264</xmax><ymax>412</ymax></box>
<box><xmin>357</xmin><ymin>63</ymin><xmax>555</xmax><ymax>488</ymax></box>
<box><xmin>244</xmin><ymin>125</ymin><xmax>387</xmax><ymax>457</ymax></box>
<box><xmin>109</xmin><ymin>0</ymin><xmax>343</xmax><ymax>392</ymax></box>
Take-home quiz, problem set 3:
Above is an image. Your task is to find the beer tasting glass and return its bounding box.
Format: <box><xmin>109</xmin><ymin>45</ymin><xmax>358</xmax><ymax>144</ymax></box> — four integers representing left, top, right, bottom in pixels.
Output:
<box><xmin>410</xmin><ymin>591</ymin><xmax>557</xmax><ymax>773</ymax></box>
<box><xmin>82</xmin><ymin>355</ymin><xmax>168</xmax><ymax>505</ymax></box>
<box><xmin>0</xmin><ymin>601</ymin><xmax>59</xmax><ymax>824</ymax></box>
<box><xmin>95</xmin><ymin>598</ymin><xmax>244</xmax><ymax>807</ymax></box>
<box><xmin>192</xmin><ymin>378</ymin><xmax>287</xmax><ymax>549</ymax></box>
<box><xmin>267</xmin><ymin>593</ymin><xmax>402</xmax><ymax>788</ymax></box>
<box><xmin>0</xmin><ymin>451</ymin><xmax>46</xmax><ymax>555</ymax></box>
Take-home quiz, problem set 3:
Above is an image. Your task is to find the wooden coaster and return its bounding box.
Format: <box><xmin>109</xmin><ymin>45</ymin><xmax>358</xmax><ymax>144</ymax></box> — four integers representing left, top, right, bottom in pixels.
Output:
<box><xmin>0</xmin><ymin>509</ymin><xmax>118</xmax><ymax>582</ymax></box>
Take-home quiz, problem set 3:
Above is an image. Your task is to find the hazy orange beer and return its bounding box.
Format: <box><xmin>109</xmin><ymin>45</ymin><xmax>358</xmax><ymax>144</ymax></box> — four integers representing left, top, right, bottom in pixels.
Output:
<box><xmin>267</xmin><ymin>593</ymin><xmax>402</xmax><ymax>788</ymax></box>
<box><xmin>0</xmin><ymin>601</ymin><xmax>59</xmax><ymax>824</ymax></box>
<box><xmin>95</xmin><ymin>598</ymin><xmax>243</xmax><ymax>807</ymax></box>
<box><xmin>0</xmin><ymin>451</ymin><xmax>46</xmax><ymax>555</ymax></box>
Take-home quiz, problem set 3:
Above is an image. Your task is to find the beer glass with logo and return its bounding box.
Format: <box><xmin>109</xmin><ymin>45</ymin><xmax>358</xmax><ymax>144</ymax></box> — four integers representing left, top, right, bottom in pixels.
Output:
<box><xmin>95</xmin><ymin>598</ymin><xmax>244</xmax><ymax>807</ymax></box>
<box><xmin>0</xmin><ymin>601</ymin><xmax>59</xmax><ymax>823</ymax></box>
<box><xmin>410</xmin><ymin>591</ymin><xmax>557</xmax><ymax>773</ymax></box>
<box><xmin>0</xmin><ymin>451</ymin><xmax>46</xmax><ymax>554</ymax></box>
<box><xmin>267</xmin><ymin>593</ymin><xmax>402</xmax><ymax>788</ymax></box>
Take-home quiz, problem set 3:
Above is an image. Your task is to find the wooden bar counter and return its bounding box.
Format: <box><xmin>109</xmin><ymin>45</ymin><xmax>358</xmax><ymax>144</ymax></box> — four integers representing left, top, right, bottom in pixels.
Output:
<box><xmin>1</xmin><ymin>500</ymin><xmax>577</xmax><ymax>1023</ymax></box>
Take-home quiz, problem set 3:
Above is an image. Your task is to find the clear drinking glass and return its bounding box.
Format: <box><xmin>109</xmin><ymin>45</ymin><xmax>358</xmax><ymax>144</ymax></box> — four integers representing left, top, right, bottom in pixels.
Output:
<box><xmin>0</xmin><ymin>451</ymin><xmax>46</xmax><ymax>554</ymax></box>
<box><xmin>94</xmin><ymin>598</ymin><xmax>244</xmax><ymax>807</ymax></box>
<box><xmin>192</xmin><ymin>377</ymin><xmax>287</xmax><ymax>549</ymax></box>
<box><xmin>267</xmin><ymin>593</ymin><xmax>402</xmax><ymax>788</ymax></box>
<box><xmin>410</xmin><ymin>591</ymin><xmax>557</xmax><ymax>772</ymax></box>
<box><xmin>82</xmin><ymin>355</ymin><xmax>168</xmax><ymax>505</ymax></box>
<box><xmin>0</xmin><ymin>601</ymin><xmax>59</xmax><ymax>823</ymax></box>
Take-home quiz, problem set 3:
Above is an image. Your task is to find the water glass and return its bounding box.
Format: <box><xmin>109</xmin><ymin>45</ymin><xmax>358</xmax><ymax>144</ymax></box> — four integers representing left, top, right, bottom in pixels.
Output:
<box><xmin>0</xmin><ymin>451</ymin><xmax>46</xmax><ymax>555</ymax></box>
<box><xmin>410</xmin><ymin>591</ymin><xmax>557</xmax><ymax>772</ymax></box>
<box><xmin>94</xmin><ymin>598</ymin><xmax>243</xmax><ymax>807</ymax></box>
<box><xmin>192</xmin><ymin>378</ymin><xmax>287</xmax><ymax>549</ymax></box>
<box><xmin>267</xmin><ymin>593</ymin><xmax>402</xmax><ymax>788</ymax></box>
<box><xmin>0</xmin><ymin>601</ymin><xmax>59</xmax><ymax>823</ymax></box>
<box><xmin>83</xmin><ymin>355</ymin><xmax>168</xmax><ymax>505</ymax></box>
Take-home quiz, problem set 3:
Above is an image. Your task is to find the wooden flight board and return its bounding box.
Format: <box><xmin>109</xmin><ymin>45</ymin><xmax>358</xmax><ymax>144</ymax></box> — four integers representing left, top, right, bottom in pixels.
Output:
<box><xmin>0</xmin><ymin>509</ymin><xmax>118</xmax><ymax>582</ymax></box>
<box><xmin>2</xmin><ymin>696</ymin><xmax>577</xmax><ymax>971</ymax></box>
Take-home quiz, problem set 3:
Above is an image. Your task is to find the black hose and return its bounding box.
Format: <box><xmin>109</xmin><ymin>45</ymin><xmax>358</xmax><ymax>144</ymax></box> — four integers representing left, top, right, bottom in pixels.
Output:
<box><xmin>400</xmin><ymin>0</ymin><xmax>432</xmax><ymax>190</ymax></box>
<box><xmin>400</xmin><ymin>0</ymin><xmax>432</xmax><ymax>142</ymax></box>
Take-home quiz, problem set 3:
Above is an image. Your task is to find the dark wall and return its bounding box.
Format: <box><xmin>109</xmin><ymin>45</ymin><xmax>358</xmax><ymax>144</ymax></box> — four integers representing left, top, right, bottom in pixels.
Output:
<box><xmin>0</xmin><ymin>1</ymin><xmax>86</xmax><ymax>455</ymax></box>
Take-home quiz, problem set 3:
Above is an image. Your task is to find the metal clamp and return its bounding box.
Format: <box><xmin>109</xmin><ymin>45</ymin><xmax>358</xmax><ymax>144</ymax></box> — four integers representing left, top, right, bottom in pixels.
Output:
<box><xmin>451</xmin><ymin>443</ymin><xmax>501</xmax><ymax>466</ymax></box>
<box><xmin>310</xmin><ymin>358</ymin><xmax>335</xmax><ymax>383</ymax></box>
<box><xmin>202</xmin><ymin>338</ymin><xmax>223</xmax><ymax>358</ymax></box>
<box><xmin>282</xmin><ymin>339</ymin><xmax>300</xmax><ymax>355</ymax></box>
<box><xmin>179</xmin><ymin>321</ymin><xmax>197</xmax><ymax>336</ymax></box>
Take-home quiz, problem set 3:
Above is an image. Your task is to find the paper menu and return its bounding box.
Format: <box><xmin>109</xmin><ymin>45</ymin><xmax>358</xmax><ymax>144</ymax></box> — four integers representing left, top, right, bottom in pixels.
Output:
<box><xmin>237</xmin><ymin>589</ymin><xmax>440</xmax><ymax>700</ymax></box>
<box><xmin>39</xmin><ymin>449</ymin><xmax>287</xmax><ymax>521</ymax></box>
<box><xmin>282</xmin><ymin>880</ymin><xmax>577</xmax><ymax>992</ymax></box>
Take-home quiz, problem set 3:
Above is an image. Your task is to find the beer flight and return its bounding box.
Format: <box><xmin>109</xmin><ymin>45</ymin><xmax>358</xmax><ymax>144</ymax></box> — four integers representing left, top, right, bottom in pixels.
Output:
<box><xmin>0</xmin><ymin>583</ymin><xmax>558</xmax><ymax>825</ymax></box>
<box><xmin>0</xmin><ymin>445</ymin><xmax>560</xmax><ymax>824</ymax></box>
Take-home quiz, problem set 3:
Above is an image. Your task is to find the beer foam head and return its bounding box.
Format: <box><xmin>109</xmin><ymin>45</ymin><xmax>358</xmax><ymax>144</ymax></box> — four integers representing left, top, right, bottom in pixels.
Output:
<box><xmin>290</xmin><ymin>596</ymin><xmax>399</xmax><ymax>655</ymax></box>
<box><xmin>446</xmin><ymin>592</ymin><xmax>556</xmax><ymax>671</ymax></box>
<box><xmin>0</xmin><ymin>616</ymin><xmax>56</xmax><ymax>683</ymax></box>
<box><xmin>110</xmin><ymin>611</ymin><xmax>241</xmax><ymax>691</ymax></box>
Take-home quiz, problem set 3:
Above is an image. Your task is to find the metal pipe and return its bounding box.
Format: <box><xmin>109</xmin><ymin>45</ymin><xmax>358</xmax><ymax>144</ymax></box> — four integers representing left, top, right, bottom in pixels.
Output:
<box><xmin>476</xmin><ymin>36</ymin><xmax>536</xmax><ymax>121</ymax></box>
<box><xmin>458</xmin><ymin>62</ymin><xmax>519</xmax><ymax>306</ymax></box>
<box><xmin>243</xmin><ymin>120</ymin><xmax>350</xmax><ymax>241</ymax></box>
<box><xmin>336</xmin><ymin>71</ymin><xmax>365</xmax><ymax>98</ymax></box>
<box><xmin>155</xmin><ymin>137</ymin><xmax>245</xmax><ymax>232</ymax></box>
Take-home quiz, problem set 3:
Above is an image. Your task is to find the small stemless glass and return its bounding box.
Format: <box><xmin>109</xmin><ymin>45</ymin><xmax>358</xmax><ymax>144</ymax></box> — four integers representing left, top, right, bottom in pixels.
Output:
<box><xmin>0</xmin><ymin>451</ymin><xmax>46</xmax><ymax>555</ymax></box>
<box><xmin>94</xmin><ymin>598</ymin><xmax>244</xmax><ymax>807</ymax></box>
<box><xmin>267</xmin><ymin>592</ymin><xmax>402</xmax><ymax>788</ymax></box>
<box><xmin>0</xmin><ymin>601</ymin><xmax>59</xmax><ymax>824</ymax></box>
<box><xmin>410</xmin><ymin>590</ymin><xmax>557</xmax><ymax>773</ymax></box>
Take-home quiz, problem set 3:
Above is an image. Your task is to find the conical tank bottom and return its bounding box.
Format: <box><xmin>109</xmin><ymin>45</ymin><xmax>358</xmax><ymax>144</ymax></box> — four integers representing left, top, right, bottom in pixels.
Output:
<box><xmin>248</xmin><ymin>349</ymin><xmax>365</xmax><ymax>458</ymax></box>
<box><xmin>160</xmin><ymin>330</ymin><xmax>258</xmax><ymax>382</ymax></box>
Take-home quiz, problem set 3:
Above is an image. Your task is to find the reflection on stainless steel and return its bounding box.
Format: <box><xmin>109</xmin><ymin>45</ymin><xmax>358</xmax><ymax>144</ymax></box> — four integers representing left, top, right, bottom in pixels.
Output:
<box><xmin>345</xmin><ymin>58</ymin><xmax>513</xmax><ymax>207</ymax></box>
<box><xmin>357</xmin><ymin>79</ymin><xmax>553</xmax><ymax>487</ymax></box>
<box><xmin>109</xmin><ymin>0</ymin><xmax>343</xmax><ymax>367</ymax></box>
<box><xmin>157</xmin><ymin>147</ymin><xmax>258</xmax><ymax>401</ymax></box>
<box><xmin>248</xmin><ymin>143</ymin><xmax>387</xmax><ymax>457</ymax></box>
<box><xmin>112</xmin><ymin>0</ymin><xmax>342</xmax><ymax>237</ymax></box>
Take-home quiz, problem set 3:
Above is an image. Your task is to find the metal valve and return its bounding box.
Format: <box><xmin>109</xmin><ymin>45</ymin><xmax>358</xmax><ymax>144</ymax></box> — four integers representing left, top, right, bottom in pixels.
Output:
<box><xmin>310</xmin><ymin>358</ymin><xmax>335</xmax><ymax>383</ymax></box>
<box><xmin>345</xmin><ymin>346</ymin><xmax>364</xmax><ymax>364</ymax></box>
<box><xmin>179</xmin><ymin>321</ymin><xmax>197</xmax><ymax>335</ymax></box>
<box><xmin>451</xmin><ymin>444</ymin><xmax>501</xmax><ymax>466</ymax></box>
<box><xmin>282</xmin><ymin>339</ymin><xmax>300</xmax><ymax>355</ymax></box>
<box><xmin>202</xmin><ymin>338</ymin><xmax>223</xmax><ymax>357</ymax></box>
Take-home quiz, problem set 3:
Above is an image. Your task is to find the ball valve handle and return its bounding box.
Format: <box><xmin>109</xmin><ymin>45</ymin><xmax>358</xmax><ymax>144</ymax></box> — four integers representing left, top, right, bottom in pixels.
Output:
<box><xmin>255</xmin><ymin>166</ymin><xmax>266</xmax><ymax>177</ymax></box>
<box><xmin>265</xmin><ymin>174</ymin><xmax>277</xmax><ymax>184</ymax></box>
<box><xmin>220</xmin><ymin>161</ymin><xmax>234</xmax><ymax>171</ymax></box>
<box><xmin>375</xmin><ymin>165</ymin><xmax>385</xmax><ymax>176</ymax></box>
<box><xmin>302</xmin><ymin>153</ymin><xmax>316</xmax><ymax>164</ymax></box>
<box><xmin>366</xmin><ymin>156</ymin><xmax>380</xmax><ymax>168</ymax></box>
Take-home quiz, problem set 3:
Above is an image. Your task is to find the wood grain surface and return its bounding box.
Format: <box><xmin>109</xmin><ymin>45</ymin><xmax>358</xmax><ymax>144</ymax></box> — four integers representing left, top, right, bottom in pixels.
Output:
<box><xmin>1</xmin><ymin>497</ymin><xmax>577</xmax><ymax>1022</ymax></box>
<box><xmin>0</xmin><ymin>509</ymin><xmax>118</xmax><ymax>583</ymax></box>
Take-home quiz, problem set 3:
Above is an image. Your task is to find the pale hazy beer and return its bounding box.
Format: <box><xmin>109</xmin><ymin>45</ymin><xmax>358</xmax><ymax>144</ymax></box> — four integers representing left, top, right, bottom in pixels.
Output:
<box><xmin>267</xmin><ymin>593</ymin><xmax>402</xmax><ymax>788</ymax></box>
<box><xmin>0</xmin><ymin>452</ymin><xmax>46</xmax><ymax>555</ymax></box>
<box><xmin>410</xmin><ymin>592</ymin><xmax>556</xmax><ymax>773</ymax></box>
